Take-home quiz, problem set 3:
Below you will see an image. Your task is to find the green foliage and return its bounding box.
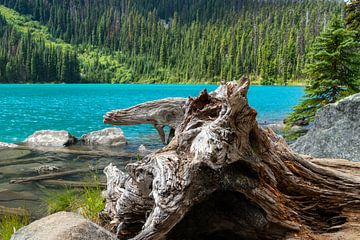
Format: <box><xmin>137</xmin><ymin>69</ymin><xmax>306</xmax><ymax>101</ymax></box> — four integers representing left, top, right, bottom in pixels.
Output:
<box><xmin>286</xmin><ymin>16</ymin><xmax>360</xmax><ymax>126</ymax></box>
<box><xmin>46</xmin><ymin>189</ymin><xmax>80</xmax><ymax>214</ymax></box>
<box><xmin>0</xmin><ymin>212</ymin><xmax>29</xmax><ymax>240</ymax></box>
<box><xmin>79</xmin><ymin>185</ymin><xmax>105</xmax><ymax>221</ymax></box>
<box><xmin>78</xmin><ymin>47</ymin><xmax>134</xmax><ymax>83</ymax></box>
<box><xmin>0</xmin><ymin>0</ymin><xmax>344</xmax><ymax>84</ymax></box>
<box><xmin>346</xmin><ymin>0</ymin><xmax>360</xmax><ymax>40</ymax></box>
<box><xmin>283</xmin><ymin>126</ymin><xmax>308</xmax><ymax>142</ymax></box>
<box><xmin>45</xmin><ymin>176</ymin><xmax>105</xmax><ymax>222</ymax></box>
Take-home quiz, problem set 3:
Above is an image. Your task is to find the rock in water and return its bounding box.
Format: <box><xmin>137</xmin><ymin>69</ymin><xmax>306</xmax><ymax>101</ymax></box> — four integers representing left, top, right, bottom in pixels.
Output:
<box><xmin>80</xmin><ymin>128</ymin><xmax>126</xmax><ymax>147</ymax></box>
<box><xmin>265</xmin><ymin>123</ymin><xmax>285</xmax><ymax>134</ymax></box>
<box><xmin>291</xmin><ymin>93</ymin><xmax>360</xmax><ymax>162</ymax></box>
<box><xmin>34</xmin><ymin>165</ymin><xmax>61</xmax><ymax>174</ymax></box>
<box><xmin>0</xmin><ymin>142</ymin><xmax>18</xmax><ymax>148</ymax></box>
<box><xmin>24</xmin><ymin>130</ymin><xmax>78</xmax><ymax>147</ymax></box>
<box><xmin>11</xmin><ymin>211</ymin><xmax>117</xmax><ymax>240</ymax></box>
<box><xmin>138</xmin><ymin>144</ymin><xmax>152</xmax><ymax>155</ymax></box>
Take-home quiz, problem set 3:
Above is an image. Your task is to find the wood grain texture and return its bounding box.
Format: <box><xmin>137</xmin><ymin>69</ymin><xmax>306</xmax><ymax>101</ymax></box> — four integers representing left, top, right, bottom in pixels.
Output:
<box><xmin>103</xmin><ymin>77</ymin><xmax>360</xmax><ymax>240</ymax></box>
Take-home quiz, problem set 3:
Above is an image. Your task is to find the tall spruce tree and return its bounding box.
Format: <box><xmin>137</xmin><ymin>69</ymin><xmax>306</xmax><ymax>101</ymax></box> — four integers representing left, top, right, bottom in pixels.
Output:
<box><xmin>346</xmin><ymin>0</ymin><xmax>360</xmax><ymax>40</ymax></box>
<box><xmin>286</xmin><ymin>17</ymin><xmax>360</xmax><ymax>126</ymax></box>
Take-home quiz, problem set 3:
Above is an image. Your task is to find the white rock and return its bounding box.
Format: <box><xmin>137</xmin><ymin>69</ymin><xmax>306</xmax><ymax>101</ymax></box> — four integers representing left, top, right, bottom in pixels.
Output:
<box><xmin>138</xmin><ymin>144</ymin><xmax>147</xmax><ymax>152</ymax></box>
<box><xmin>24</xmin><ymin>130</ymin><xmax>77</xmax><ymax>147</ymax></box>
<box><xmin>138</xmin><ymin>144</ymin><xmax>152</xmax><ymax>155</ymax></box>
<box><xmin>80</xmin><ymin>128</ymin><xmax>126</xmax><ymax>147</ymax></box>
<box><xmin>11</xmin><ymin>211</ymin><xmax>117</xmax><ymax>240</ymax></box>
<box><xmin>266</xmin><ymin>123</ymin><xmax>285</xmax><ymax>134</ymax></box>
<box><xmin>0</xmin><ymin>142</ymin><xmax>18</xmax><ymax>148</ymax></box>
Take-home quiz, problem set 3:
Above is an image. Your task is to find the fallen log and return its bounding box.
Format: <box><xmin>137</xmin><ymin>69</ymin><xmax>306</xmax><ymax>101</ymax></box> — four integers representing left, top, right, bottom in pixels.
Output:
<box><xmin>104</xmin><ymin>98</ymin><xmax>187</xmax><ymax>144</ymax></box>
<box><xmin>13</xmin><ymin>145</ymin><xmax>137</xmax><ymax>158</ymax></box>
<box><xmin>41</xmin><ymin>179</ymin><xmax>106</xmax><ymax>188</ymax></box>
<box><xmin>9</xmin><ymin>166</ymin><xmax>104</xmax><ymax>184</ymax></box>
<box><xmin>103</xmin><ymin>77</ymin><xmax>360</xmax><ymax>240</ymax></box>
<box><xmin>0</xmin><ymin>156</ymin><xmax>58</xmax><ymax>167</ymax></box>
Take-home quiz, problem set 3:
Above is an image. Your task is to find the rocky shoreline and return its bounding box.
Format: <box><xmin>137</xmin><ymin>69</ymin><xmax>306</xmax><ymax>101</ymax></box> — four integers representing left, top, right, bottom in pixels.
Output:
<box><xmin>2</xmin><ymin>92</ymin><xmax>360</xmax><ymax>240</ymax></box>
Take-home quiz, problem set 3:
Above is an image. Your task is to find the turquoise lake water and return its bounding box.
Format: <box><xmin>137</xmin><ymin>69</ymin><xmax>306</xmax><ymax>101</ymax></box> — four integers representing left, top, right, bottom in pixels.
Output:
<box><xmin>0</xmin><ymin>84</ymin><xmax>304</xmax><ymax>146</ymax></box>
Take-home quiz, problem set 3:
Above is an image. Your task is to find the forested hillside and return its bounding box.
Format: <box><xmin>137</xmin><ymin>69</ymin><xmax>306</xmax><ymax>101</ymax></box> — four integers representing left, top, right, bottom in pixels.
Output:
<box><xmin>0</xmin><ymin>0</ymin><xmax>343</xmax><ymax>84</ymax></box>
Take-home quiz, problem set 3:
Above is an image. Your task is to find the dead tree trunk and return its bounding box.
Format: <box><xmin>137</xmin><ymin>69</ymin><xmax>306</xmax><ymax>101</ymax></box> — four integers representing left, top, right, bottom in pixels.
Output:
<box><xmin>103</xmin><ymin>77</ymin><xmax>360</xmax><ymax>240</ymax></box>
<box><xmin>104</xmin><ymin>98</ymin><xmax>187</xmax><ymax>144</ymax></box>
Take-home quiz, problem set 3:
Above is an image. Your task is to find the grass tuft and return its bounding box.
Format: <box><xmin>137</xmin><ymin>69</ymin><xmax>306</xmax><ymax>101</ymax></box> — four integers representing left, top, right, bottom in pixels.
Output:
<box><xmin>0</xmin><ymin>212</ymin><xmax>29</xmax><ymax>240</ymax></box>
<box><xmin>46</xmin><ymin>188</ymin><xmax>80</xmax><ymax>214</ymax></box>
<box><xmin>45</xmin><ymin>175</ymin><xmax>105</xmax><ymax>222</ymax></box>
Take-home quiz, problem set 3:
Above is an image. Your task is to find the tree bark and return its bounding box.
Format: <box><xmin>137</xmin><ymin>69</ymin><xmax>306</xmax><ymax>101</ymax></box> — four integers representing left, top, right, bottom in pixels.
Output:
<box><xmin>103</xmin><ymin>77</ymin><xmax>360</xmax><ymax>240</ymax></box>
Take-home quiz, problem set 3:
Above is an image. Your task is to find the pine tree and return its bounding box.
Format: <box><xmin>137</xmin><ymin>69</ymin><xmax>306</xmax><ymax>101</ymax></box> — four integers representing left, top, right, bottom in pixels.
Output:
<box><xmin>286</xmin><ymin>17</ymin><xmax>360</xmax><ymax>126</ymax></box>
<box><xmin>346</xmin><ymin>0</ymin><xmax>360</xmax><ymax>40</ymax></box>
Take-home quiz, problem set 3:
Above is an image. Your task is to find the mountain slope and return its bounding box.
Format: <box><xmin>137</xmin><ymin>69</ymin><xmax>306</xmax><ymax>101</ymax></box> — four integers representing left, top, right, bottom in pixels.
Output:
<box><xmin>0</xmin><ymin>5</ymin><xmax>133</xmax><ymax>83</ymax></box>
<box><xmin>0</xmin><ymin>0</ymin><xmax>344</xmax><ymax>84</ymax></box>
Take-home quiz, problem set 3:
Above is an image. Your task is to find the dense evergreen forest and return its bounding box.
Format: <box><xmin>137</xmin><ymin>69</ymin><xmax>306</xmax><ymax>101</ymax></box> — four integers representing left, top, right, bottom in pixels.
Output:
<box><xmin>0</xmin><ymin>0</ymin><xmax>344</xmax><ymax>84</ymax></box>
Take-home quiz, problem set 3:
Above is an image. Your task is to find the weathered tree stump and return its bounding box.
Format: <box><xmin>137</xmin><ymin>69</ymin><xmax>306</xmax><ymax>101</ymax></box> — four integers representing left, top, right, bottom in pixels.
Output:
<box><xmin>104</xmin><ymin>98</ymin><xmax>187</xmax><ymax>144</ymax></box>
<box><xmin>103</xmin><ymin>77</ymin><xmax>360</xmax><ymax>240</ymax></box>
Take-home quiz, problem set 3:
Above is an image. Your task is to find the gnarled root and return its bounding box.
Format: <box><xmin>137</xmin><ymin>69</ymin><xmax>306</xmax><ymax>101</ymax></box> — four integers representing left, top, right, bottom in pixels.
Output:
<box><xmin>103</xmin><ymin>77</ymin><xmax>360</xmax><ymax>240</ymax></box>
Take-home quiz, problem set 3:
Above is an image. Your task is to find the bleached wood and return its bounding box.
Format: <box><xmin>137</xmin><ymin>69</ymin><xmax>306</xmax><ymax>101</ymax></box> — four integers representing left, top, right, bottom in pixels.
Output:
<box><xmin>103</xmin><ymin>77</ymin><xmax>360</xmax><ymax>240</ymax></box>
<box><xmin>104</xmin><ymin>98</ymin><xmax>187</xmax><ymax>144</ymax></box>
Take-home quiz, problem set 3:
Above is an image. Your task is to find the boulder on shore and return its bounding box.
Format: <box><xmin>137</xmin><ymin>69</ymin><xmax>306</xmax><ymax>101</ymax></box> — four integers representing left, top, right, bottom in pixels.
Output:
<box><xmin>80</xmin><ymin>128</ymin><xmax>126</xmax><ymax>147</ymax></box>
<box><xmin>265</xmin><ymin>123</ymin><xmax>285</xmax><ymax>134</ymax></box>
<box><xmin>11</xmin><ymin>211</ymin><xmax>117</xmax><ymax>240</ymax></box>
<box><xmin>291</xmin><ymin>93</ymin><xmax>360</xmax><ymax>162</ymax></box>
<box><xmin>23</xmin><ymin>130</ymin><xmax>78</xmax><ymax>147</ymax></box>
<box><xmin>0</xmin><ymin>142</ymin><xmax>18</xmax><ymax>148</ymax></box>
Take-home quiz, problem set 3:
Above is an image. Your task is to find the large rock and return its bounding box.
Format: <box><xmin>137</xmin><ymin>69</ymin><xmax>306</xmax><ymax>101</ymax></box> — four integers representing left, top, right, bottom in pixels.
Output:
<box><xmin>0</xmin><ymin>142</ymin><xmax>18</xmax><ymax>148</ymax></box>
<box><xmin>24</xmin><ymin>130</ymin><xmax>77</xmax><ymax>147</ymax></box>
<box><xmin>291</xmin><ymin>93</ymin><xmax>360</xmax><ymax>162</ymax></box>
<box><xmin>80</xmin><ymin>128</ymin><xmax>126</xmax><ymax>147</ymax></box>
<box><xmin>11</xmin><ymin>211</ymin><xmax>117</xmax><ymax>240</ymax></box>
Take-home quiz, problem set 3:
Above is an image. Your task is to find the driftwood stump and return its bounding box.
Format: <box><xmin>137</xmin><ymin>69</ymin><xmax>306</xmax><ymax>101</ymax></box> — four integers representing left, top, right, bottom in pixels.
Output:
<box><xmin>104</xmin><ymin>98</ymin><xmax>187</xmax><ymax>144</ymax></box>
<box><xmin>103</xmin><ymin>77</ymin><xmax>360</xmax><ymax>240</ymax></box>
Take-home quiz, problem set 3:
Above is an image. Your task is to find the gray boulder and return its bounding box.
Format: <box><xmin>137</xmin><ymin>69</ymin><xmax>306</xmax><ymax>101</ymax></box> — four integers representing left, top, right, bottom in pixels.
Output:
<box><xmin>11</xmin><ymin>211</ymin><xmax>117</xmax><ymax>240</ymax></box>
<box><xmin>291</xmin><ymin>93</ymin><xmax>360</xmax><ymax>162</ymax></box>
<box><xmin>80</xmin><ymin>128</ymin><xmax>126</xmax><ymax>147</ymax></box>
<box><xmin>24</xmin><ymin>130</ymin><xmax>77</xmax><ymax>147</ymax></box>
<box><xmin>266</xmin><ymin>123</ymin><xmax>285</xmax><ymax>134</ymax></box>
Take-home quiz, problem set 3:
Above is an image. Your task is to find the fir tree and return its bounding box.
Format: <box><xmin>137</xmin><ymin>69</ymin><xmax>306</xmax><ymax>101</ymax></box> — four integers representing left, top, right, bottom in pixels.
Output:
<box><xmin>346</xmin><ymin>0</ymin><xmax>360</xmax><ymax>40</ymax></box>
<box><xmin>286</xmin><ymin>17</ymin><xmax>360</xmax><ymax>126</ymax></box>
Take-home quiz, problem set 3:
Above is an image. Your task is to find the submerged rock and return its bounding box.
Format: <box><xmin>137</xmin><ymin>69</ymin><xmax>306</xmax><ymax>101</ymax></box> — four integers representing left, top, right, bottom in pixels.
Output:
<box><xmin>0</xmin><ymin>149</ymin><xmax>31</xmax><ymax>160</ymax></box>
<box><xmin>291</xmin><ymin>93</ymin><xmax>360</xmax><ymax>162</ymax></box>
<box><xmin>0</xmin><ymin>142</ymin><xmax>18</xmax><ymax>148</ymax></box>
<box><xmin>34</xmin><ymin>165</ymin><xmax>61</xmax><ymax>175</ymax></box>
<box><xmin>80</xmin><ymin>128</ymin><xmax>126</xmax><ymax>147</ymax></box>
<box><xmin>11</xmin><ymin>211</ymin><xmax>117</xmax><ymax>240</ymax></box>
<box><xmin>24</xmin><ymin>130</ymin><xmax>78</xmax><ymax>147</ymax></box>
